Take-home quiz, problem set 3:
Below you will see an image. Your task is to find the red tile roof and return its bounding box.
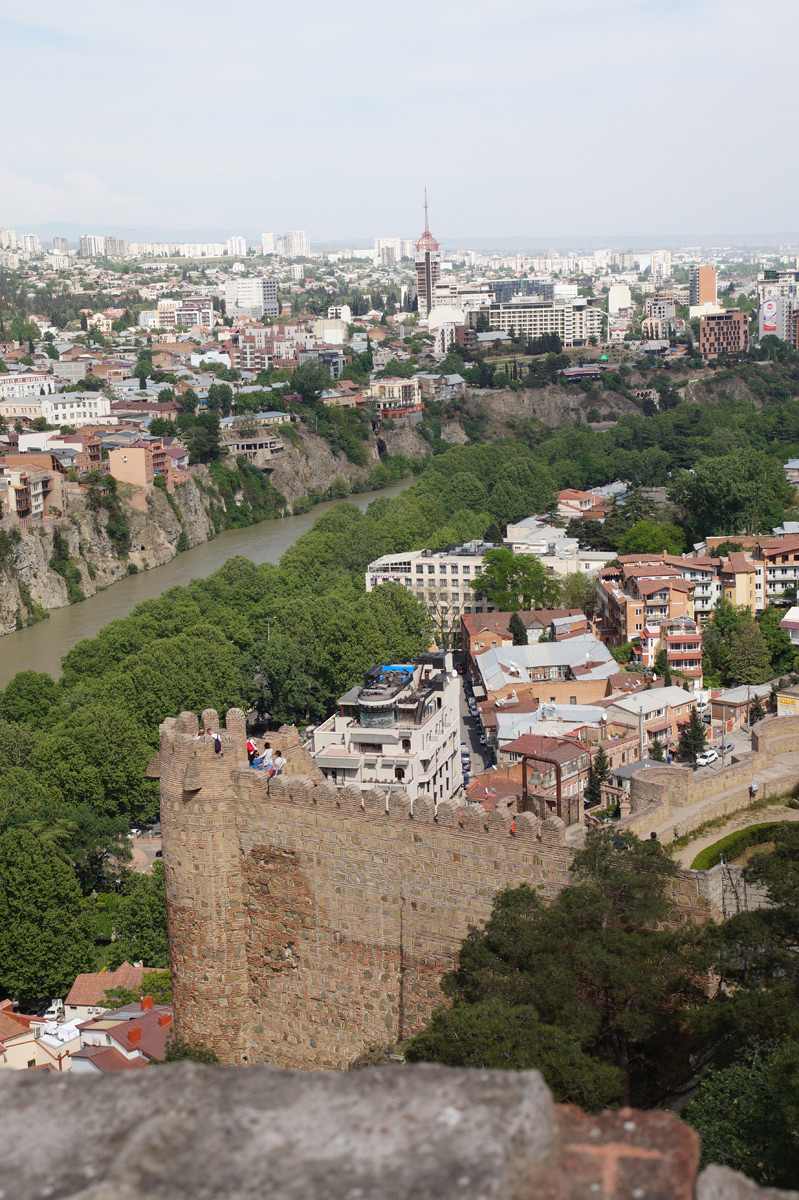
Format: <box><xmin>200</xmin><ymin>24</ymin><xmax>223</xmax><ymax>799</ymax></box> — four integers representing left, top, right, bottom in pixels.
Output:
<box><xmin>66</xmin><ymin>962</ymin><xmax>147</xmax><ymax>1008</ymax></box>
<box><xmin>501</xmin><ymin>735</ymin><xmax>588</xmax><ymax>763</ymax></box>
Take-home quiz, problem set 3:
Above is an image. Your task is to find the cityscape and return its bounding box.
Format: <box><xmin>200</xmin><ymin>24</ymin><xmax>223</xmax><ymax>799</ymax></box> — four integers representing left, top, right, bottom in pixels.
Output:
<box><xmin>2</xmin><ymin>1</ymin><xmax>799</xmax><ymax>1196</ymax></box>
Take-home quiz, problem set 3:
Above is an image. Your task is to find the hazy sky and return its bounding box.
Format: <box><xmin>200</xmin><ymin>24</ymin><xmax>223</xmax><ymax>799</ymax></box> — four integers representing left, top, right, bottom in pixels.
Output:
<box><xmin>1</xmin><ymin>0</ymin><xmax>796</xmax><ymax>242</ymax></box>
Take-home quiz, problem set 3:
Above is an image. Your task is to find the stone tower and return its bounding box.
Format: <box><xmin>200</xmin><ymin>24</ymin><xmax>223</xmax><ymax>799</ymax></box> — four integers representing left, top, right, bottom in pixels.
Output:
<box><xmin>155</xmin><ymin>708</ymin><xmax>574</xmax><ymax>1068</ymax></box>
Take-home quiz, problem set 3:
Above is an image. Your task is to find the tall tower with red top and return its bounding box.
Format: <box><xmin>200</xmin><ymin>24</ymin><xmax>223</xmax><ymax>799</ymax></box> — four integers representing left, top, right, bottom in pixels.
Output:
<box><xmin>415</xmin><ymin>189</ymin><xmax>441</xmax><ymax>320</ymax></box>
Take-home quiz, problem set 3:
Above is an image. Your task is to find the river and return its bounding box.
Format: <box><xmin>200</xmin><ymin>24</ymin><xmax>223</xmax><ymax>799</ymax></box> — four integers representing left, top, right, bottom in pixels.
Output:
<box><xmin>0</xmin><ymin>479</ymin><xmax>413</xmax><ymax>688</ymax></box>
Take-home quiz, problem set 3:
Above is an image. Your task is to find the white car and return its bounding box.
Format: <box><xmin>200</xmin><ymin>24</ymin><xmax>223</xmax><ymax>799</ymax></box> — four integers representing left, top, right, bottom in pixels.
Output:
<box><xmin>695</xmin><ymin>749</ymin><xmax>719</xmax><ymax>767</ymax></box>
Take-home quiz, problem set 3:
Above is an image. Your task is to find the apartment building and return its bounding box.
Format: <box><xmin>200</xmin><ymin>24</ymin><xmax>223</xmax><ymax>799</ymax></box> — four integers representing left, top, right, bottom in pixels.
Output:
<box><xmin>700</xmin><ymin>310</ymin><xmax>749</xmax><ymax>359</ymax></box>
<box><xmin>20</xmin><ymin>234</ymin><xmax>42</xmax><ymax>254</ymax></box>
<box><xmin>0</xmin><ymin>464</ymin><xmax>58</xmax><ymax>520</ymax></box>
<box><xmin>42</xmin><ymin>393</ymin><xmax>112</xmax><ymax>426</ymax></box>
<box><xmin>366</xmin><ymin>377</ymin><xmax>424</xmax><ymax>420</ymax></box>
<box><xmin>79</xmin><ymin>234</ymin><xmax>106</xmax><ymax>257</ymax></box>
<box><xmin>504</xmin><ymin>517</ymin><xmax>615</xmax><ymax>576</ymax></box>
<box><xmin>366</xmin><ymin>540</ymin><xmax>497</xmax><ymax>638</ymax></box>
<box><xmin>276</xmin><ymin>230</ymin><xmax>311</xmax><ymax>258</ymax></box>
<box><xmin>310</xmin><ymin>653</ymin><xmax>460</xmax><ymax>804</ymax></box>
<box><xmin>596</xmin><ymin>560</ymin><xmax>702</xmax><ymax>685</ymax></box>
<box><xmin>477</xmin><ymin>298</ymin><xmax>604</xmax><ymax>347</ymax></box>
<box><xmin>605</xmin><ymin>686</ymin><xmax>699</xmax><ymax>753</ymax></box>
<box><xmin>226</xmin><ymin>236</ymin><xmax>247</xmax><ymax>257</ymax></box>
<box><xmin>556</xmin><ymin>488</ymin><xmax>613</xmax><ymax>521</ymax></box>
<box><xmin>0</xmin><ymin>370</ymin><xmax>56</xmax><ymax>399</ymax></box>
<box><xmin>224</xmin><ymin>278</ymin><xmax>278</xmax><ymax>319</ymax></box>
<box><xmin>461</xmin><ymin>608</ymin><xmax>588</xmax><ymax>677</ymax></box>
<box><xmin>756</xmin><ymin>269</ymin><xmax>799</xmax><ymax>340</ymax></box>
<box><xmin>689</xmin><ymin>265</ymin><xmax>717</xmax><ymax>307</ymax></box>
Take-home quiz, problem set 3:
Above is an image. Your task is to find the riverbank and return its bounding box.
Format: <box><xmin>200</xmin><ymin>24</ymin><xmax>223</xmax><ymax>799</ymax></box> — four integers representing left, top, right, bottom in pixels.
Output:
<box><xmin>0</xmin><ymin>477</ymin><xmax>414</xmax><ymax>687</ymax></box>
<box><xmin>0</xmin><ymin>416</ymin><xmax>430</xmax><ymax>640</ymax></box>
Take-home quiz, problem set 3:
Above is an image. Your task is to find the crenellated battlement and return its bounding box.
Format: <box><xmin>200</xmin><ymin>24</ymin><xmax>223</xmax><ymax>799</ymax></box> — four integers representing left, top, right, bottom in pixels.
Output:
<box><xmin>154</xmin><ymin>708</ymin><xmax>566</xmax><ymax>847</ymax></box>
<box><xmin>158</xmin><ymin>709</ymin><xmax>574</xmax><ymax>1069</ymax></box>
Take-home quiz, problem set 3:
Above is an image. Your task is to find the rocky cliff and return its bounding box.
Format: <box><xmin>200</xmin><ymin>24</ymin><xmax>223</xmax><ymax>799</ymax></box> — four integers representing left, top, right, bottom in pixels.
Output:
<box><xmin>0</xmin><ymin>421</ymin><xmax>434</xmax><ymax>636</ymax></box>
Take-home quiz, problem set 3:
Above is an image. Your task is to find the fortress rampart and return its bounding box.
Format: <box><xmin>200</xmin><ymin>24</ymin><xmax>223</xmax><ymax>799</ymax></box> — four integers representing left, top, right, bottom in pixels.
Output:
<box><xmin>155</xmin><ymin>708</ymin><xmax>574</xmax><ymax>1068</ymax></box>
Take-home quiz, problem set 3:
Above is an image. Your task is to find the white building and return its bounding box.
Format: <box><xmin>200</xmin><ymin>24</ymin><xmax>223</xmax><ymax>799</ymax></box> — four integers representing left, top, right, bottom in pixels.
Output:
<box><xmin>608</xmin><ymin>283</ymin><xmax>632</xmax><ymax>315</ymax></box>
<box><xmin>366</xmin><ymin>541</ymin><xmax>497</xmax><ymax>639</ymax></box>
<box><xmin>79</xmin><ymin>234</ymin><xmax>106</xmax><ymax>257</ymax></box>
<box><xmin>0</xmin><ymin>370</ymin><xmax>55</xmax><ymax>399</ymax></box>
<box><xmin>20</xmin><ymin>234</ymin><xmax>42</xmax><ymax>254</ymax></box>
<box><xmin>310</xmin><ymin>653</ymin><xmax>461</xmax><ymax>804</ymax></box>
<box><xmin>478</xmin><ymin>298</ymin><xmax>604</xmax><ymax>347</ymax></box>
<box><xmin>42</xmin><ymin>392</ymin><xmax>112</xmax><ymax>426</ymax></box>
<box><xmin>224</xmin><ymin>278</ymin><xmax>279</xmax><ymax>318</ymax></box>
<box><xmin>277</xmin><ymin>230</ymin><xmax>311</xmax><ymax>258</ymax></box>
<box><xmin>261</xmin><ymin>232</ymin><xmax>275</xmax><ymax>254</ymax></box>
<box><xmin>504</xmin><ymin>517</ymin><xmax>616</xmax><ymax>576</ymax></box>
<box><xmin>226</xmin><ymin>236</ymin><xmax>247</xmax><ymax>257</ymax></box>
<box><xmin>0</xmin><ymin>228</ymin><xmax>16</xmax><ymax>249</ymax></box>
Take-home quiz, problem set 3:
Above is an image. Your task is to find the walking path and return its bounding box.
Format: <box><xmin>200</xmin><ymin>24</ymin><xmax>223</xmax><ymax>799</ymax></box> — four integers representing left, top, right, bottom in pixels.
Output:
<box><xmin>673</xmin><ymin>802</ymin><xmax>799</xmax><ymax>867</ymax></box>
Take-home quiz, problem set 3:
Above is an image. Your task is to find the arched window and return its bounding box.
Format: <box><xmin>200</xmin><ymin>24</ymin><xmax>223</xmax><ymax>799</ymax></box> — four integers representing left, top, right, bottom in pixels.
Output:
<box><xmin>395</xmin><ymin>767</ymin><xmax>405</xmax><ymax>782</ymax></box>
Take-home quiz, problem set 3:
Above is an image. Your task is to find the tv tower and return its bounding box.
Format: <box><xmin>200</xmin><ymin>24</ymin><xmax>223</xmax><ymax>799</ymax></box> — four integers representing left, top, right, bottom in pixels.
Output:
<box><xmin>414</xmin><ymin>188</ymin><xmax>441</xmax><ymax>320</ymax></box>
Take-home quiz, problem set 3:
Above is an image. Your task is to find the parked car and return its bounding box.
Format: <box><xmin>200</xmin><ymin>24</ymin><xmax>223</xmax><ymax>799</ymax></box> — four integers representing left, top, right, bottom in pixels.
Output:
<box><xmin>718</xmin><ymin>741</ymin><xmax>735</xmax><ymax>754</ymax></box>
<box><xmin>479</xmin><ymin>734</ymin><xmax>487</xmax><ymax>745</ymax></box>
<box><xmin>460</xmin><ymin>741</ymin><xmax>468</xmax><ymax>752</ymax></box>
<box><xmin>695</xmin><ymin>749</ymin><xmax>719</xmax><ymax>767</ymax></box>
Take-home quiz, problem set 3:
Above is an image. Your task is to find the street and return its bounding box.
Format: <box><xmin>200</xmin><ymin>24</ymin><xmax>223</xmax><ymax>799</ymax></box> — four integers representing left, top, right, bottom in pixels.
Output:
<box><xmin>457</xmin><ymin>676</ymin><xmax>490</xmax><ymax>787</ymax></box>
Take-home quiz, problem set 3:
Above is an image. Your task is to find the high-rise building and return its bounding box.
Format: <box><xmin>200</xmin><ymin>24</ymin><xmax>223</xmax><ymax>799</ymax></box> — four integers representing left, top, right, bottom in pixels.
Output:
<box><xmin>261</xmin><ymin>232</ymin><xmax>274</xmax><ymax>255</ymax></box>
<box><xmin>79</xmin><ymin>234</ymin><xmax>106</xmax><ymax>257</ymax></box>
<box><xmin>20</xmin><ymin>234</ymin><xmax>42</xmax><ymax>254</ymax></box>
<box><xmin>689</xmin><ymin>265</ymin><xmax>717</xmax><ymax>307</ymax></box>
<box><xmin>51</xmin><ymin>236</ymin><xmax>69</xmax><ymax>254</ymax></box>
<box><xmin>105</xmin><ymin>236</ymin><xmax>127</xmax><ymax>258</ymax></box>
<box><xmin>226</xmin><ymin>236</ymin><xmax>247</xmax><ymax>257</ymax></box>
<box><xmin>224</xmin><ymin>278</ymin><xmax>279</xmax><ymax>318</ymax></box>
<box><xmin>415</xmin><ymin>191</ymin><xmax>441</xmax><ymax>321</ymax></box>
<box><xmin>276</xmin><ymin>230</ymin><xmax>311</xmax><ymax>258</ymax></box>
<box><xmin>650</xmin><ymin>249</ymin><xmax>672</xmax><ymax>281</ymax></box>
<box><xmin>0</xmin><ymin>228</ymin><xmax>16</xmax><ymax>249</ymax></box>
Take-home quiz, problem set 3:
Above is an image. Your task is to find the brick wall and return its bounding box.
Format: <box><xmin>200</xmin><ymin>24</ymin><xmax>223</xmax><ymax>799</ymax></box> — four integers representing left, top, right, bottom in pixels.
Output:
<box><xmin>158</xmin><ymin>708</ymin><xmax>573</xmax><ymax>1069</ymax></box>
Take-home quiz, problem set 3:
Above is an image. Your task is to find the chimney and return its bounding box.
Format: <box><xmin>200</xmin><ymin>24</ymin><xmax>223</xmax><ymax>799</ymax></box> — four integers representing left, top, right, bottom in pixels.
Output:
<box><xmin>141</xmin><ymin>996</ymin><xmax>153</xmax><ymax>1011</ymax></box>
<box><xmin>128</xmin><ymin>1026</ymin><xmax>142</xmax><ymax>1042</ymax></box>
<box><xmin>158</xmin><ymin>1013</ymin><xmax>173</xmax><ymax>1027</ymax></box>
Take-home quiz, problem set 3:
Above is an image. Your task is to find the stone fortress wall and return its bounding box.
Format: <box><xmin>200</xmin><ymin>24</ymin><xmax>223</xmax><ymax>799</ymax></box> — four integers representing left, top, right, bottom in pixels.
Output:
<box><xmin>155</xmin><ymin>708</ymin><xmax>574</xmax><ymax>1068</ymax></box>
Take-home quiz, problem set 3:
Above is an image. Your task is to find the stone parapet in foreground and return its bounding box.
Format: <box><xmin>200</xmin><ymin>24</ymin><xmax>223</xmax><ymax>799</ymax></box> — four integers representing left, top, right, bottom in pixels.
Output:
<box><xmin>0</xmin><ymin>1062</ymin><xmax>795</xmax><ymax>1200</ymax></box>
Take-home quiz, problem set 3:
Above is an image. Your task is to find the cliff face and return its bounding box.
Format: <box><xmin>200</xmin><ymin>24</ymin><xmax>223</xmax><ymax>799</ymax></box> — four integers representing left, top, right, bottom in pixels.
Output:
<box><xmin>0</xmin><ymin>420</ymin><xmax>434</xmax><ymax>635</ymax></box>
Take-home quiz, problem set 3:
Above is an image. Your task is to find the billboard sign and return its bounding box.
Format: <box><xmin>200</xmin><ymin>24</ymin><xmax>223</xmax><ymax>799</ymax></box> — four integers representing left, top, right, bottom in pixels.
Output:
<box><xmin>762</xmin><ymin>298</ymin><xmax>778</xmax><ymax>335</ymax></box>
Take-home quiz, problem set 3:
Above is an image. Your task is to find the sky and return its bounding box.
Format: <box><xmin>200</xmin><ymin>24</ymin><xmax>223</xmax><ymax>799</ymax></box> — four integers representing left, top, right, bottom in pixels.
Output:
<box><xmin>1</xmin><ymin>0</ymin><xmax>797</xmax><ymax>245</ymax></box>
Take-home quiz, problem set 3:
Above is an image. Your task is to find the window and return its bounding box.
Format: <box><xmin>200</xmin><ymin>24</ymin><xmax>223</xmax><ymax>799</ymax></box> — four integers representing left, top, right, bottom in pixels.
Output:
<box><xmin>402</xmin><ymin>738</ymin><xmax>411</xmax><ymax>752</ymax></box>
<box><xmin>395</xmin><ymin>767</ymin><xmax>405</xmax><ymax>781</ymax></box>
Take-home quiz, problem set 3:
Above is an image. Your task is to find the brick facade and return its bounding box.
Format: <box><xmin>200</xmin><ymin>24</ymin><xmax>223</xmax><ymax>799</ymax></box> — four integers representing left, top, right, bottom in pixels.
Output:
<box><xmin>157</xmin><ymin>708</ymin><xmax>573</xmax><ymax>1068</ymax></box>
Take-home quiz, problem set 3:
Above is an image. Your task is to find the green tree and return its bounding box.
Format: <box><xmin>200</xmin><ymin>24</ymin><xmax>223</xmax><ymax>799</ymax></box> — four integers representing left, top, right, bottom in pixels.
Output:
<box><xmin>0</xmin><ymin>829</ymin><xmax>97</xmax><ymax>998</ymax></box>
<box><xmin>685</xmin><ymin>1041</ymin><xmax>799</xmax><ymax>1188</ymax></box>
<box><xmin>749</xmin><ymin>694</ymin><xmax>765</xmax><ymax>723</ymax></box>
<box><xmin>418</xmin><ymin>832</ymin><xmax>707</xmax><ymax>1107</ymax></box>
<box><xmin>728</xmin><ymin>621</ymin><xmax>772</xmax><ymax>685</ymax></box>
<box><xmin>583</xmin><ymin>744</ymin><xmax>610</xmax><ymax>808</ymax></box>
<box><xmin>206</xmin><ymin>382</ymin><xmax>233</xmax><ymax>416</ymax></box>
<box><xmin>105</xmin><ymin>968</ymin><xmax>172</xmax><ymax>1007</ymax></box>
<box><xmin>0</xmin><ymin>669</ymin><xmax>59</xmax><ymax>727</ymax></box>
<box><xmin>649</xmin><ymin>738</ymin><xmax>665</xmax><ymax>762</ymax></box>
<box><xmin>292</xmin><ymin>361</ymin><xmax>332</xmax><ymax>404</ymax></box>
<box><xmin>471</xmin><ymin>548</ymin><xmax>560</xmax><ymax>611</ymax></box>
<box><xmin>678</xmin><ymin>707</ymin><xmax>707</xmax><ymax>759</ymax></box>
<box><xmin>669</xmin><ymin>450</ymin><xmax>795</xmax><ymax>540</ymax></box>
<box><xmin>508</xmin><ymin>611</ymin><xmax>528</xmax><ymax>646</ymax></box>
<box><xmin>108</xmin><ymin>861</ymin><xmax>169</xmax><ymax>969</ymax></box>
<box><xmin>618</xmin><ymin>520</ymin><xmax>686</xmax><ymax>556</ymax></box>
<box><xmin>405</xmin><ymin>999</ymin><xmax>620</xmax><ymax>1110</ymax></box>
<box><xmin>653</xmin><ymin>648</ymin><xmax>669</xmax><ymax>677</ymax></box>
<box><xmin>757</xmin><ymin>605</ymin><xmax>794</xmax><ymax>674</ymax></box>
<box><xmin>559</xmin><ymin>572</ymin><xmax>597</xmax><ymax>616</ymax></box>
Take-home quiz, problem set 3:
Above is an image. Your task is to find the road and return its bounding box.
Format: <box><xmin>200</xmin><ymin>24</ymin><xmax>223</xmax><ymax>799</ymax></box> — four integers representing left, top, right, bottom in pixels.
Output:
<box><xmin>457</xmin><ymin>677</ymin><xmax>491</xmax><ymax>788</ymax></box>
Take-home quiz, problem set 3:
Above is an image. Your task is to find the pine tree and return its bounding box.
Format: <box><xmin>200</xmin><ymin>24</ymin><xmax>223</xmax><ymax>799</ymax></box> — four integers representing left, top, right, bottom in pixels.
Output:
<box><xmin>749</xmin><ymin>694</ymin><xmax>765</xmax><ymax>723</ymax></box>
<box><xmin>584</xmin><ymin>744</ymin><xmax>611</xmax><ymax>807</ymax></box>
<box><xmin>654</xmin><ymin>649</ymin><xmax>669</xmax><ymax>677</ymax></box>
<box><xmin>678</xmin><ymin>707</ymin><xmax>707</xmax><ymax>759</ymax></box>
<box><xmin>650</xmin><ymin>738</ymin><xmax>665</xmax><ymax>762</ymax></box>
<box><xmin>508</xmin><ymin>612</ymin><xmax>528</xmax><ymax>646</ymax></box>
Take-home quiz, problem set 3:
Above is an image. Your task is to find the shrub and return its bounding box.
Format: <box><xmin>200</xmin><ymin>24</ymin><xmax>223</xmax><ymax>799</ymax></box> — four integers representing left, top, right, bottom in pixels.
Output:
<box><xmin>690</xmin><ymin>823</ymin><xmax>785</xmax><ymax>870</ymax></box>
